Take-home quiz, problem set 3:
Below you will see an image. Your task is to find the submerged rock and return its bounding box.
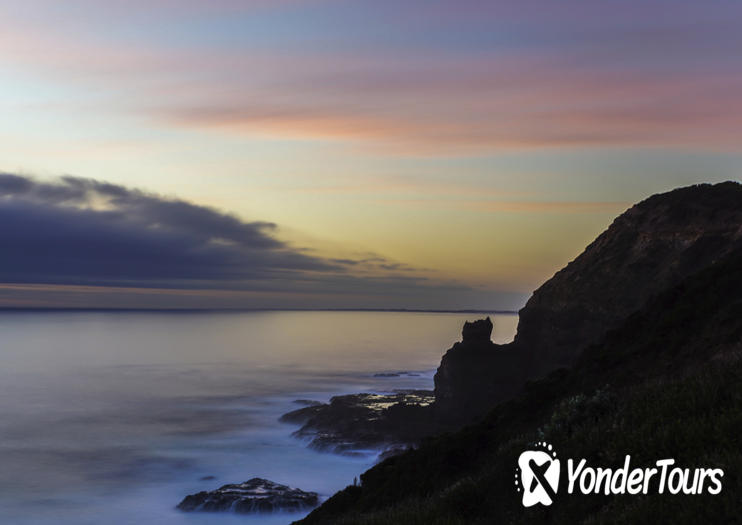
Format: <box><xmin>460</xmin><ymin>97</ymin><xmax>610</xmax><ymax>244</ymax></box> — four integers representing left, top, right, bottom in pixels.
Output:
<box><xmin>176</xmin><ymin>478</ymin><xmax>318</xmax><ymax>514</ymax></box>
<box><xmin>281</xmin><ymin>390</ymin><xmax>435</xmax><ymax>455</ymax></box>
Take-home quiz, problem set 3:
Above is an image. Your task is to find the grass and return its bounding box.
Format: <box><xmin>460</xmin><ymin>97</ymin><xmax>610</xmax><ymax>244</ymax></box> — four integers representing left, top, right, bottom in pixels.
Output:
<box><xmin>308</xmin><ymin>363</ymin><xmax>742</xmax><ymax>524</ymax></box>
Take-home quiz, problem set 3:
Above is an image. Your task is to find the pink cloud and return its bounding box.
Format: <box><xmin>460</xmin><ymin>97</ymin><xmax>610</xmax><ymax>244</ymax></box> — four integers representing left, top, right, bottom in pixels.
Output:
<box><xmin>2</xmin><ymin>1</ymin><xmax>741</xmax><ymax>154</ymax></box>
<box><xmin>152</xmin><ymin>60</ymin><xmax>742</xmax><ymax>153</ymax></box>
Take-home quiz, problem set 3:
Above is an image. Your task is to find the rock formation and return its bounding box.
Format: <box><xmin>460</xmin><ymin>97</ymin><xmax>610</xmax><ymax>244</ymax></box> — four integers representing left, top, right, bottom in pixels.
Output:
<box><xmin>434</xmin><ymin>316</ymin><xmax>525</xmax><ymax>424</ymax></box>
<box><xmin>281</xmin><ymin>390</ymin><xmax>435</xmax><ymax>455</ymax></box>
<box><xmin>462</xmin><ymin>317</ymin><xmax>493</xmax><ymax>341</ymax></box>
<box><xmin>516</xmin><ymin>181</ymin><xmax>742</xmax><ymax>378</ymax></box>
<box><xmin>434</xmin><ymin>182</ymin><xmax>742</xmax><ymax>422</ymax></box>
<box><xmin>176</xmin><ymin>478</ymin><xmax>318</xmax><ymax>513</ymax></box>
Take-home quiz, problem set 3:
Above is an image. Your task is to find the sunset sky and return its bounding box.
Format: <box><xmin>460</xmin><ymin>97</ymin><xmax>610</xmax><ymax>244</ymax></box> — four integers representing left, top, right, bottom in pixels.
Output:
<box><xmin>1</xmin><ymin>0</ymin><xmax>741</xmax><ymax>309</ymax></box>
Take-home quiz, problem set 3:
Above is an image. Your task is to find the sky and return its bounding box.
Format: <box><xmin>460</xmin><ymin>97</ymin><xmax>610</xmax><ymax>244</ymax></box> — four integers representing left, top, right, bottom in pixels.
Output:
<box><xmin>1</xmin><ymin>0</ymin><xmax>741</xmax><ymax>309</ymax></box>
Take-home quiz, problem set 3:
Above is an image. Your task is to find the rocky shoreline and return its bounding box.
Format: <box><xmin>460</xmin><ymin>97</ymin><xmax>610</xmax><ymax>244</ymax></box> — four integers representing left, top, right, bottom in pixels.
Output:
<box><xmin>281</xmin><ymin>389</ymin><xmax>435</xmax><ymax>456</ymax></box>
<box><xmin>172</xmin><ymin>182</ymin><xmax>742</xmax><ymax>521</ymax></box>
<box><xmin>175</xmin><ymin>318</ymin><xmax>500</xmax><ymax>514</ymax></box>
<box><xmin>176</xmin><ymin>370</ymin><xmax>440</xmax><ymax>514</ymax></box>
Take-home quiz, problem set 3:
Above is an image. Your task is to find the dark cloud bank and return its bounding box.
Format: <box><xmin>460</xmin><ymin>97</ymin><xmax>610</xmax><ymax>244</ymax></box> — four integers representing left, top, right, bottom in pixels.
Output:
<box><xmin>0</xmin><ymin>173</ymin><xmax>333</xmax><ymax>287</ymax></box>
<box><xmin>0</xmin><ymin>173</ymin><xmax>519</xmax><ymax>309</ymax></box>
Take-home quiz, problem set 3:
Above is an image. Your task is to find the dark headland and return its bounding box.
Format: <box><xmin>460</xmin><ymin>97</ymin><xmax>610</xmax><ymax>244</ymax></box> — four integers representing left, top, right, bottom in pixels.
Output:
<box><xmin>293</xmin><ymin>181</ymin><xmax>742</xmax><ymax>524</ymax></box>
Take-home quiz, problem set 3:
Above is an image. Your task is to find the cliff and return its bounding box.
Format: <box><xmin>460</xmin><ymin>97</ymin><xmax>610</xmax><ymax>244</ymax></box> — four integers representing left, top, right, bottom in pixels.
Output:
<box><xmin>516</xmin><ymin>181</ymin><xmax>742</xmax><ymax>377</ymax></box>
<box><xmin>434</xmin><ymin>182</ymin><xmax>742</xmax><ymax>423</ymax></box>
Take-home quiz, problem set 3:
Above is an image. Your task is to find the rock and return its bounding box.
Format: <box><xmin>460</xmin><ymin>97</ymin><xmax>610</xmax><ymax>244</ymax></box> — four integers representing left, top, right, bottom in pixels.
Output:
<box><xmin>199</xmin><ymin>475</ymin><xmax>216</xmax><ymax>481</ymax></box>
<box><xmin>176</xmin><ymin>478</ymin><xmax>318</xmax><ymax>514</ymax></box>
<box><xmin>377</xmin><ymin>445</ymin><xmax>411</xmax><ymax>462</ymax></box>
<box><xmin>281</xmin><ymin>390</ymin><xmax>435</xmax><ymax>455</ymax></box>
<box><xmin>280</xmin><ymin>403</ymin><xmax>324</xmax><ymax>425</ymax></box>
<box><xmin>462</xmin><ymin>317</ymin><xmax>493</xmax><ymax>341</ymax></box>
<box><xmin>434</xmin><ymin>318</ymin><xmax>526</xmax><ymax>424</ymax></box>
<box><xmin>292</xmin><ymin>399</ymin><xmax>323</xmax><ymax>407</ymax></box>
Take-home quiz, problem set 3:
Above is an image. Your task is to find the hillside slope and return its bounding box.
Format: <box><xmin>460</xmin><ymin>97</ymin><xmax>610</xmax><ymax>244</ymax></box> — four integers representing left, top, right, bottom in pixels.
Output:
<box><xmin>299</xmin><ymin>185</ymin><xmax>742</xmax><ymax>524</ymax></box>
<box><xmin>434</xmin><ymin>182</ymin><xmax>742</xmax><ymax>423</ymax></box>
<box><xmin>516</xmin><ymin>181</ymin><xmax>742</xmax><ymax>377</ymax></box>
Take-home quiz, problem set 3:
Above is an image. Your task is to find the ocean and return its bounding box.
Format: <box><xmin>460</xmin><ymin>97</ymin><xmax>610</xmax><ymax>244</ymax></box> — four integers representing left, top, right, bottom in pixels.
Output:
<box><xmin>0</xmin><ymin>311</ymin><xmax>517</xmax><ymax>524</ymax></box>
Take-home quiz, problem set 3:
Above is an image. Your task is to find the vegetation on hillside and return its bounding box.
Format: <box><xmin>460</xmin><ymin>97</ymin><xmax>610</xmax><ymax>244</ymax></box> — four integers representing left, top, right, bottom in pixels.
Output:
<box><xmin>298</xmin><ymin>247</ymin><xmax>742</xmax><ymax>524</ymax></box>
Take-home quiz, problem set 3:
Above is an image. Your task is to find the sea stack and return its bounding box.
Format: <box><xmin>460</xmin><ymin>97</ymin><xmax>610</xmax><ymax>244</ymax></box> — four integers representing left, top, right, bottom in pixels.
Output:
<box><xmin>434</xmin><ymin>316</ymin><xmax>525</xmax><ymax>424</ymax></box>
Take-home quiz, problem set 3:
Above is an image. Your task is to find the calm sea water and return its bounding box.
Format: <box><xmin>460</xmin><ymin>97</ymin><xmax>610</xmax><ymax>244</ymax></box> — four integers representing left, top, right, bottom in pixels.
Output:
<box><xmin>0</xmin><ymin>311</ymin><xmax>517</xmax><ymax>524</ymax></box>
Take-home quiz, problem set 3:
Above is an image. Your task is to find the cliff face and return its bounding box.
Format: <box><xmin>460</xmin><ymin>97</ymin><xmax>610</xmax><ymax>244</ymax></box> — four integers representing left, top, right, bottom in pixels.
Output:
<box><xmin>517</xmin><ymin>182</ymin><xmax>742</xmax><ymax>377</ymax></box>
<box><xmin>434</xmin><ymin>182</ymin><xmax>742</xmax><ymax>422</ymax></box>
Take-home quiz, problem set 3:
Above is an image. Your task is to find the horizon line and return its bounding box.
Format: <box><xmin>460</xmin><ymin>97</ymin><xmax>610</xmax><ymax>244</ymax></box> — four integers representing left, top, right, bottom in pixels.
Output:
<box><xmin>0</xmin><ymin>307</ymin><xmax>518</xmax><ymax>315</ymax></box>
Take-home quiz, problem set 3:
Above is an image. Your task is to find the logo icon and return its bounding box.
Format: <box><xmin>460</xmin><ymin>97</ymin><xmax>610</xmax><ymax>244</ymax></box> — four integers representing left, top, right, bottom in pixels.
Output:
<box><xmin>515</xmin><ymin>442</ymin><xmax>560</xmax><ymax>507</ymax></box>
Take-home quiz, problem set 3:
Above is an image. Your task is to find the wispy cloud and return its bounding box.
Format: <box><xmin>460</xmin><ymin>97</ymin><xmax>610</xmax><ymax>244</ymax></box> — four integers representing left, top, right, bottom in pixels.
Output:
<box><xmin>372</xmin><ymin>196</ymin><xmax>630</xmax><ymax>214</ymax></box>
<box><xmin>153</xmin><ymin>60</ymin><xmax>742</xmax><ymax>153</ymax></box>
<box><xmin>1</xmin><ymin>1</ymin><xmax>740</xmax><ymax>154</ymax></box>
